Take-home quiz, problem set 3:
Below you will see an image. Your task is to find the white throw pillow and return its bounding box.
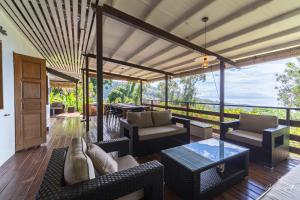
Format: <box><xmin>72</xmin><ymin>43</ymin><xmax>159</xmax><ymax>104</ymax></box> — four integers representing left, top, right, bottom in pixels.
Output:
<box><xmin>87</xmin><ymin>144</ymin><xmax>118</xmax><ymax>174</ymax></box>
<box><xmin>64</xmin><ymin>137</ymin><xmax>95</xmax><ymax>185</ymax></box>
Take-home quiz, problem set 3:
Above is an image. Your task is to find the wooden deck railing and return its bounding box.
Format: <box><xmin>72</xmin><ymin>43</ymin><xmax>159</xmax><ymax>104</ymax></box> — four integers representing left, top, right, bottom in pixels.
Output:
<box><xmin>143</xmin><ymin>99</ymin><xmax>300</xmax><ymax>155</ymax></box>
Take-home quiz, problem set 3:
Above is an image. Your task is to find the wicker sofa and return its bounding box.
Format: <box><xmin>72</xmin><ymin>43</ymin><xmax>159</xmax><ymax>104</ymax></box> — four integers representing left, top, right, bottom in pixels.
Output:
<box><xmin>120</xmin><ymin>110</ymin><xmax>190</xmax><ymax>156</ymax></box>
<box><xmin>36</xmin><ymin>138</ymin><xmax>164</xmax><ymax>200</ymax></box>
<box><xmin>221</xmin><ymin>113</ymin><xmax>289</xmax><ymax>167</ymax></box>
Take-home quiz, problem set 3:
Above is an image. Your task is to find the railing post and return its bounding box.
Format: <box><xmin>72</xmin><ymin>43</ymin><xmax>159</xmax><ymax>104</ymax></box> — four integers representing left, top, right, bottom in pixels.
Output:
<box><xmin>186</xmin><ymin>102</ymin><xmax>189</xmax><ymax>117</ymax></box>
<box><xmin>165</xmin><ymin>75</ymin><xmax>168</xmax><ymax>110</ymax></box>
<box><xmin>286</xmin><ymin>108</ymin><xmax>291</xmax><ymax>126</ymax></box>
<box><xmin>140</xmin><ymin>80</ymin><xmax>143</xmax><ymax>105</ymax></box>
<box><xmin>219</xmin><ymin>60</ymin><xmax>225</xmax><ymax>123</ymax></box>
<box><xmin>151</xmin><ymin>100</ymin><xmax>154</xmax><ymax>111</ymax></box>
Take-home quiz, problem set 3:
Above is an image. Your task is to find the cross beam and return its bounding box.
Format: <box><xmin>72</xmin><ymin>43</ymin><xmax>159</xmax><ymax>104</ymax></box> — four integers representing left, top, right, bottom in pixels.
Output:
<box><xmin>82</xmin><ymin>53</ymin><xmax>174</xmax><ymax>75</ymax></box>
<box><xmin>46</xmin><ymin>67</ymin><xmax>79</xmax><ymax>83</ymax></box>
<box><xmin>101</xmin><ymin>4</ymin><xmax>235</xmax><ymax>66</ymax></box>
<box><xmin>82</xmin><ymin>68</ymin><xmax>147</xmax><ymax>82</ymax></box>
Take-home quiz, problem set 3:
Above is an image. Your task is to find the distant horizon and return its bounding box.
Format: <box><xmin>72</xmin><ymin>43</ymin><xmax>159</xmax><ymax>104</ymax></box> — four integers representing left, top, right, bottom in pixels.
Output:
<box><xmin>195</xmin><ymin>57</ymin><xmax>298</xmax><ymax>107</ymax></box>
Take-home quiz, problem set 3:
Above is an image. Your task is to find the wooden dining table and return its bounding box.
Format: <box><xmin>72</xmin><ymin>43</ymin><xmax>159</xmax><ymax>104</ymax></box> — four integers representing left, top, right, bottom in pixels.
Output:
<box><xmin>110</xmin><ymin>103</ymin><xmax>150</xmax><ymax>118</ymax></box>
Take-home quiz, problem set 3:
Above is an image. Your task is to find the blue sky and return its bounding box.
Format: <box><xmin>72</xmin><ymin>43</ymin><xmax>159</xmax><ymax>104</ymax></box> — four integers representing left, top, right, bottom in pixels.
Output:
<box><xmin>197</xmin><ymin>57</ymin><xmax>298</xmax><ymax>106</ymax></box>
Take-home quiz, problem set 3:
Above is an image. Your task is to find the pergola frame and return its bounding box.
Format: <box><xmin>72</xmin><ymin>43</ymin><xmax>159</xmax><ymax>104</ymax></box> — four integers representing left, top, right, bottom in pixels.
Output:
<box><xmin>82</xmin><ymin>53</ymin><xmax>174</xmax><ymax>76</ymax></box>
<box><xmin>47</xmin><ymin>67</ymin><xmax>80</xmax><ymax>113</ymax></box>
<box><xmin>88</xmin><ymin>4</ymin><xmax>233</xmax><ymax>141</ymax></box>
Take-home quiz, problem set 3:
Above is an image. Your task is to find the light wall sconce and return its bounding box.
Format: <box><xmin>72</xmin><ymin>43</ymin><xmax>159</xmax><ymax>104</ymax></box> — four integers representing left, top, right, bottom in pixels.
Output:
<box><xmin>0</xmin><ymin>26</ymin><xmax>7</xmax><ymax>36</ymax></box>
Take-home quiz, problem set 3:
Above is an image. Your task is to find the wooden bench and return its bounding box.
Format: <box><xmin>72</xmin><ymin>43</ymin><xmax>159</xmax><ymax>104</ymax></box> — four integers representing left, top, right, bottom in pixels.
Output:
<box><xmin>190</xmin><ymin>121</ymin><xmax>213</xmax><ymax>139</ymax></box>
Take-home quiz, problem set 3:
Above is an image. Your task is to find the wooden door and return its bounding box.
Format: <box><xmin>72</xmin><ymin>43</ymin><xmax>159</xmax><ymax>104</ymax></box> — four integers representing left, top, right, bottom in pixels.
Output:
<box><xmin>14</xmin><ymin>53</ymin><xmax>46</xmax><ymax>151</ymax></box>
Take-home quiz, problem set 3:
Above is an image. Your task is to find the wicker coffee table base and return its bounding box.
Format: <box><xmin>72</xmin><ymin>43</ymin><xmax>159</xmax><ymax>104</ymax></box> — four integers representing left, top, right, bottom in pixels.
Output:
<box><xmin>161</xmin><ymin>151</ymin><xmax>249</xmax><ymax>200</ymax></box>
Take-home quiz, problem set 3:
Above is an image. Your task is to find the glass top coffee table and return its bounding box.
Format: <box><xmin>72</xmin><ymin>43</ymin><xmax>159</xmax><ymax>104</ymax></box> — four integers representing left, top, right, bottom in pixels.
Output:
<box><xmin>161</xmin><ymin>138</ymin><xmax>249</xmax><ymax>200</ymax></box>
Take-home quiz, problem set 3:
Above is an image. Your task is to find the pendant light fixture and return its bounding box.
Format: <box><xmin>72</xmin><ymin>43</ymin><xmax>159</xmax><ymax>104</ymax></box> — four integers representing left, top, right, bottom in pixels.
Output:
<box><xmin>194</xmin><ymin>17</ymin><xmax>216</xmax><ymax>68</ymax></box>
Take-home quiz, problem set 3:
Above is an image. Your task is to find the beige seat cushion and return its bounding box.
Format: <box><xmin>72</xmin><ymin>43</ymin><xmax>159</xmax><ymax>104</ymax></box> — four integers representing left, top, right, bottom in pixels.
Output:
<box><xmin>226</xmin><ymin>129</ymin><xmax>263</xmax><ymax>147</ymax></box>
<box><xmin>259</xmin><ymin>164</ymin><xmax>300</xmax><ymax>200</ymax></box>
<box><xmin>127</xmin><ymin>111</ymin><xmax>153</xmax><ymax>128</ymax></box>
<box><xmin>64</xmin><ymin>138</ymin><xmax>95</xmax><ymax>185</ymax></box>
<box><xmin>116</xmin><ymin>155</ymin><xmax>144</xmax><ymax>200</ymax></box>
<box><xmin>239</xmin><ymin>113</ymin><xmax>278</xmax><ymax>133</ymax></box>
<box><xmin>117</xmin><ymin>155</ymin><xmax>139</xmax><ymax>171</ymax></box>
<box><xmin>138</xmin><ymin>124</ymin><xmax>186</xmax><ymax>141</ymax></box>
<box><xmin>87</xmin><ymin>144</ymin><xmax>118</xmax><ymax>175</ymax></box>
<box><xmin>152</xmin><ymin>110</ymin><xmax>172</xmax><ymax>126</ymax></box>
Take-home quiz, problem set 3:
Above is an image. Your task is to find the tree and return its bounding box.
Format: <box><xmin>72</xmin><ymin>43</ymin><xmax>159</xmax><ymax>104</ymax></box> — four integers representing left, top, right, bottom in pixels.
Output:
<box><xmin>107</xmin><ymin>82</ymin><xmax>141</xmax><ymax>104</ymax></box>
<box><xmin>180</xmin><ymin>74</ymin><xmax>206</xmax><ymax>102</ymax></box>
<box><xmin>275</xmin><ymin>58</ymin><xmax>300</xmax><ymax>107</ymax></box>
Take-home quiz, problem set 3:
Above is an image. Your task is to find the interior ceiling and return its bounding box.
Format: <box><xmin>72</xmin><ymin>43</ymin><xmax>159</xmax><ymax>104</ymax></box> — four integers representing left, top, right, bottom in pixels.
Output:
<box><xmin>1</xmin><ymin>0</ymin><xmax>300</xmax><ymax>81</ymax></box>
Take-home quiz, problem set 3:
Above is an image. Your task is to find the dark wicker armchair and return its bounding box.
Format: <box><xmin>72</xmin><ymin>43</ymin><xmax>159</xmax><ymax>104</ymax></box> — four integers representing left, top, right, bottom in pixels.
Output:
<box><xmin>220</xmin><ymin>113</ymin><xmax>289</xmax><ymax>167</ymax></box>
<box><xmin>120</xmin><ymin>115</ymin><xmax>190</xmax><ymax>157</ymax></box>
<box><xmin>36</xmin><ymin>138</ymin><xmax>164</xmax><ymax>200</ymax></box>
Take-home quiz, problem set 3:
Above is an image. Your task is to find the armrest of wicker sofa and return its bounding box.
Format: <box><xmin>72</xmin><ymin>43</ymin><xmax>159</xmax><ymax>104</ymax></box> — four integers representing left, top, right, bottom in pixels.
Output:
<box><xmin>171</xmin><ymin>116</ymin><xmax>190</xmax><ymax>137</ymax></box>
<box><xmin>96</xmin><ymin>137</ymin><xmax>129</xmax><ymax>156</ymax></box>
<box><xmin>120</xmin><ymin>118</ymin><xmax>139</xmax><ymax>155</ymax></box>
<box><xmin>263</xmin><ymin>125</ymin><xmax>289</xmax><ymax>150</ymax></box>
<box><xmin>220</xmin><ymin>120</ymin><xmax>240</xmax><ymax>140</ymax></box>
<box><xmin>171</xmin><ymin>116</ymin><xmax>190</xmax><ymax>128</ymax></box>
<box><xmin>59</xmin><ymin>160</ymin><xmax>164</xmax><ymax>200</ymax></box>
<box><xmin>120</xmin><ymin>118</ymin><xmax>139</xmax><ymax>139</ymax></box>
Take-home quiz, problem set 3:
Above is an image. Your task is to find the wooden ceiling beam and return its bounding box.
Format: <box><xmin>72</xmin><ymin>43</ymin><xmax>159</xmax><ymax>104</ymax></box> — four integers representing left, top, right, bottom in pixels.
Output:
<box><xmin>181</xmin><ymin>45</ymin><xmax>300</xmax><ymax>78</ymax></box>
<box><xmin>82</xmin><ymin>68</ymin><xmax>147</xmax><ymax>81</ymax></box>
<box><xmin>217</xmin><ymin>25</ymin><xmax>300</xmax><ymax>55</ymax></box>
<box><xmin>0</xmin><ymin>1</ymin><xmax>63</xmax><ymax>70</ymax></box>
<box><xmin>114</xmin><ymin>0</ymin><xmax>215</xmax><ymax>75</ymax></box>
<box><xmin>132</xmin><ymin>0</ymin><xmax>272</xmax><ymax>78</ymax></box>
<box><xmin>101</xmin><ymin>4</ymin><xmax>235</xmax><ymax>66</ymax></box>
<box><xmin>109</xmin><ymin>0</ymin><xmax>161</xmax><ymax>60</ymax></box>
<box><xmin>140</xmin><ymin>25</ymin><xmax>300</xmax><ymax>79</ymax></box>
<box><xmin>104</xmin><ymin>57</ymin><xmax>174</xmax><ymax>76</ymax></box>
<box><xmin>148</xmin><ymin>45</ymin><xmax>300</xmax><ymax>81</ymax></box>
<box><xmin>31</xmin><ymin>0</ymin><xmax>68</xmax><ymax>69</ymax></box>
<box><xmin>206</xmin><ymin>6</ymin><xmax>300</xmax><ymax>48</ymax></box>
<box><xmin>114</xmin><ymin>0</ymin><xmax>215</xmax><ymax>74</ymax></box>
<box><xmin>47</xmin><ymin>68</ymin><xmax>79</xmax><ymax>83</ymax></box>
<box><xmin>82</xmin><ymin>53</ymin><xmax>174</xmax><ymax>75</ymax></box>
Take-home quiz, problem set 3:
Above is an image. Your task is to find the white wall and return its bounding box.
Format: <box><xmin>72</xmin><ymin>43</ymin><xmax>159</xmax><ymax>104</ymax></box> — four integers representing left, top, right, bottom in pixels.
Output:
<box><xmin>0</xmin><ymin>10</ymin><xmax>42</xmax><ymax>166</ymax></box>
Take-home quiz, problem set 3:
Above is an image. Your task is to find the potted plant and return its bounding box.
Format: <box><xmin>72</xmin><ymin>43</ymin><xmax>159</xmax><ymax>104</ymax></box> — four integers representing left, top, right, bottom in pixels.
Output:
<box><xmin>64</xmin><ymin>92</ymin><xmax>76</xmax><ymax>113</ymax></box>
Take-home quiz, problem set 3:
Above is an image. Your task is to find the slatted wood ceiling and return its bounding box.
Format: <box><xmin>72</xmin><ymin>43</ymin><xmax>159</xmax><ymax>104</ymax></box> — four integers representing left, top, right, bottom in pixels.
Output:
<box><xmin>1</xmin><ymin>0</ymin><xmax>300</xmax><ymax>81</ymax></box>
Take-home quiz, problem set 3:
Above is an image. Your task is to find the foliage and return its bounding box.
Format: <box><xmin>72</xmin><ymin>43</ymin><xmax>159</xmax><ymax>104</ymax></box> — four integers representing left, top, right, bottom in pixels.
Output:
<box><xmin>156</xmin><ymin>74</ymin><xmax>206</xmax><ymax>102</ymax></box>
<box><xmin>180</xmin><ymin>74</ymin><xmax>206</xmax><ymax>102</ymax></box>
<box><xmin>275</xmin><ymin>57</ymin><xmax>300</xmax><ymax>107</ymax></box>
<box><xmin>107</xmin><ymin>82</ymin><xmax>140</xmax><ymax>104</ymax></box>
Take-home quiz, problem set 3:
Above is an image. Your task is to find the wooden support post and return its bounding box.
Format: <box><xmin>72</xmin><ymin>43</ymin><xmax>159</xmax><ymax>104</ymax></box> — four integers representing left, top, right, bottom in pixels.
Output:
<box><xmin>220</xmin><ymin>60</ymin><xmax>225</xmax><ymax>123</ymax></box>
<box><xmin>85</xmin><ymin>57</ymin><xmax>89</xmax><ymax>132</ymax></box>
<box><xmin>96</xmin><ymin>6</ymin><xmax>104</xmax><ymax>141</ymax></box>
<box><xmin>186</xmin><ymin>102</ymin><xmax>189</xmax><ymax>117</ymax></box>
<box><xmin>75</xmin><ymin>83</ymin><xmax>78</xmax><ymax>111</ymax></box>
<box><xmin>286</xmin><ymin>108</ymin><xmax>291</xmax><ymax>126</ymax></box>
<box><xmin>82</xmin><ymin>70</ymin><xmax>85</xmax><ymax>119</ymax></box>
<box><xmin>165</xmin><ymin>75</ymin><xmax>168</xmax><ymax>109</ymax></box>
<box><xmin>151</xmin><ymin>100</ymin><xmax>154</xmax><ymax>111</ymax></box>
<box><xmin>140</xmin><ymin>80</ymin><xmax>143</xmax><ymax>105</ymax></box>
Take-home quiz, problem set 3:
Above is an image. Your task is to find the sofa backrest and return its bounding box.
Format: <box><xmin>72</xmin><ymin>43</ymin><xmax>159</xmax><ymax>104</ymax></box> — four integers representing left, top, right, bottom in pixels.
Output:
<box><xmin>51</xmin><ymin>102</ymin><xmax>64</xmax><ymax>108</ymax></box>
<box><xmin>152</xmin><ymin>110</ymin><xmax>172</xmax><ymax>127</ymax></box>
<box><xmin>239</xmin><ymin>113</ymin><xmax>278</xmax><ymax>133</ymax></box>
<box><xmin>127</xmin><ymin>110</ymin><xmax>172</xmax><ymax>127</ymax></box>
<box><xmin>127</xmin><ymin>111</ymin><xmax>153</xmax><ymax>128</ymax></box>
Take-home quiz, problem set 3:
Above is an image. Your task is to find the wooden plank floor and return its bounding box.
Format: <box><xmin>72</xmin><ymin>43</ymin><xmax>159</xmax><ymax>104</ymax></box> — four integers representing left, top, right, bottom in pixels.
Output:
<box><xmin>0</xmin><ymin>114</ymin><xmax>299</xmax><ymax>200</ymax></box>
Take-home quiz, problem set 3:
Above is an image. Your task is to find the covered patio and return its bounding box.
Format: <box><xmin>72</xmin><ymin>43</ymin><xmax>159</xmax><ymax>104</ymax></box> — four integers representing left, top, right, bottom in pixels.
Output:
<box><xmin>1</xmin><ymin>0</ymin><xmax>300</xmax><ymax>199</ymax></box>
